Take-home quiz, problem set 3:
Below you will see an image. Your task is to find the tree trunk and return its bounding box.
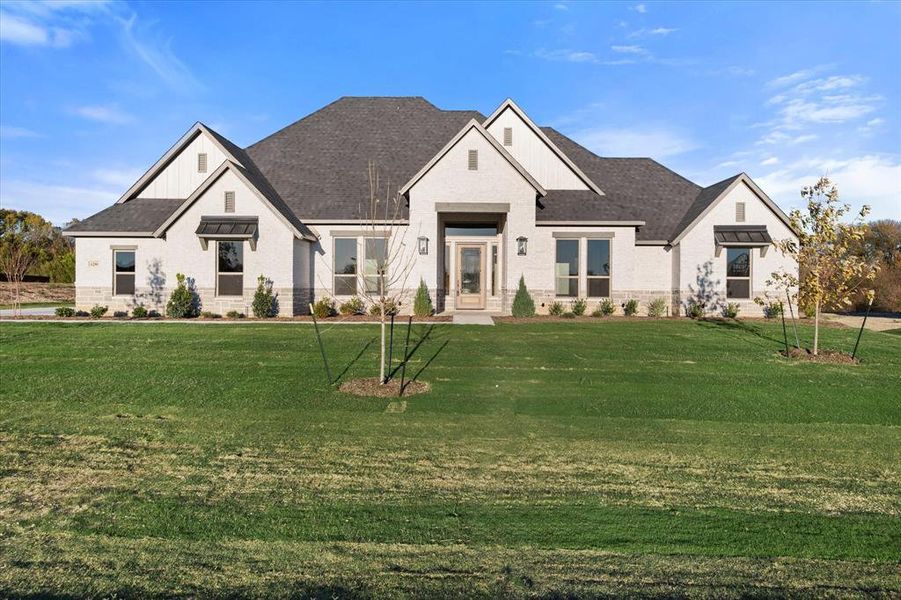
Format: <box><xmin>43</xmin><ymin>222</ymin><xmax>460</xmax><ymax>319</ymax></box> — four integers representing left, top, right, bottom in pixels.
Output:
<box><xmin>813</xmin><ymin>301</ymin><xmax>820</xmax><ymax>356</ymax></box>
<box><xmin>379</xmin><ymin>275</ymin><xmax>386</xmax><ymax>384</ymax></box>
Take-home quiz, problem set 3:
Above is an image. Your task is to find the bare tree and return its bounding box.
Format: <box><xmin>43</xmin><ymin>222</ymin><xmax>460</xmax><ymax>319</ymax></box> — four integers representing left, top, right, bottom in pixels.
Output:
<box><xmin>0</xmin><ymin>210</ymin><xmax>53</xmax><ymax>315</ymax></box>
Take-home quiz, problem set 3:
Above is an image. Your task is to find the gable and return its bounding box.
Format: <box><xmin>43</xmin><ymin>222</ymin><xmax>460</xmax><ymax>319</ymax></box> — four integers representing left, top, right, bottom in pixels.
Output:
<box><xmin>137</xmin><ymin>130</ymin><xmax>230</xmax><ymax>199</ymax></box>
<box><xmin>406</xmin><ymin>124</ymin><xmax>542</xmax><ymax>202</ymax></box>
<box><xmin>483</xmin><ymin>101</ymin><xmax>601</xmax><ymax>194</ymax></box>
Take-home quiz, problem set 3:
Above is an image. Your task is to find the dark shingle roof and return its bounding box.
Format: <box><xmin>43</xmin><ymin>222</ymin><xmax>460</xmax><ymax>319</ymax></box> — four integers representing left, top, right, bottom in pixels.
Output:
<box><xmin>246</xmin><ymin>97</ymin><xmax>483</xmax><ymax>220</ymax></box>
<box><xmin>540</xmin><ymin>128</ymin><xmax>708</xmax><ymax>241</ymax></box>
<box><xmin>65</xmin><ymin>197</ymin><xmax>183</xmax><ymax>233</ymax></box>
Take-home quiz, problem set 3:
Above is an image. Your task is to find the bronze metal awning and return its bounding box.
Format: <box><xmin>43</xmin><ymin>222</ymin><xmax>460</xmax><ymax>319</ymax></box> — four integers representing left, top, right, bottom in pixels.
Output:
<box><xmin>714</xmin><ymin>225</ymin><xmax>772</xmax><ymax>246</ymax></box>
<box><xmin>195</xmin><ymin>216</ymin><xmax>258</xmax><ymax>250</ymax></box>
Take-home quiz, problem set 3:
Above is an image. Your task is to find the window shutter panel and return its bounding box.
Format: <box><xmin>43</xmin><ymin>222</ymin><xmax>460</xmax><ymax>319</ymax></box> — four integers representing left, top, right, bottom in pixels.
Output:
<box><xmin>198</xmin><ymin>153</ymin><xmax>208</xmax><ymax>173</ymax></box>
<box><xmin>736</xmin><ymin>202</ymin><xmax>746</xmax><ymax>222</ymax></box>
<box><xmin>225</xmin><ymin>191</ymin><xmax>236</xmax><ymax>213</ymax></box>
<box><xmin>503</xmin><ymin>127</ymin><xmax>513</xmax><ymax>146</ymax></box>
<box><xmin>468</xmin><ymin>149</ymin><xmax>478</xmax><ymax>170</ymax></box>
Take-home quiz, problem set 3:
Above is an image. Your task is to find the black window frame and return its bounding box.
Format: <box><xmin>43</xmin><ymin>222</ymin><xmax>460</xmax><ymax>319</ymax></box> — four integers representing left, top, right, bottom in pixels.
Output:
<box><xmin>333</xmin><ymin>237</ymin><xmax>358</xmax><ymax>296</ymax></box>
<box><xmin>216</xmin><ymin>240</ymin><xmax>244</xmax><ymax>297</ymax></box>
<box><xmin>113</xmin><ymin>249</ymin><xmax>135</xmax><ymax>296</ymax></box>
<box><xmin>726</xmin><ymin>247</ymin><xmax>751</xmax><ymax>299</ymax></box>
<box><xmin>555</xmin><ymin>239</ymin><xmax>579</xmax><ymax>298</ymax></box>
<box><xmin>586</xmin><ymin>239</ymin><xmax>611</xmax><ymax>298</ymax></box>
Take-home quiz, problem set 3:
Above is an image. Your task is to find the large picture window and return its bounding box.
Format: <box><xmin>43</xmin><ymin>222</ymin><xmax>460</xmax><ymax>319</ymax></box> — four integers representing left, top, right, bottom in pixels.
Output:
<box><xmin>217</xmin><ymin>241</ymin><xmax>244</xmax><ymax>296</ymax></box>
<box><xmin>726</xmin><ymin>247</ymin><xmax>751</xmax><ymax>299</ymax></box>
<box><xmin>113</xmin><ymin>250</ymin><xmax>135</xmax><ymax>296</ymax></box>
<box><xmin>364</xmin><ymin>237</ymin><xmax>387</xmax><ymax>294</ymax></box>
<box><xmin>555</xmin><ymin>239</ymin><xmax>579</xmax><ymax>297</ymax></box>
<box><xmin>333</xmin><ymin>238</ymin><xmax>357</xmax><ymax>295</ymax></box>
<box><xmin>587</xmin><ymin>239</ymin><xmax>611</xmax><ymax>297</ymax></box>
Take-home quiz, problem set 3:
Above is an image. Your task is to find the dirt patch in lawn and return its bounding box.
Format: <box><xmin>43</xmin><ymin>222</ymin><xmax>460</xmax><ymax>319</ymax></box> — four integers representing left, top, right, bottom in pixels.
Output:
<box><xmin>0</xmin><ymin>282</ymin><xmax>74</xmax><ymax>305</ymax></box>
<box><xmin>339</xmin><ymin>377</ymin><xmax>430</xmax><ymax>397</ymax></box>
<box><xmin>780</xmin><ymin>347</ymin><xmax>859</xmax><ymax>364</ymax></box>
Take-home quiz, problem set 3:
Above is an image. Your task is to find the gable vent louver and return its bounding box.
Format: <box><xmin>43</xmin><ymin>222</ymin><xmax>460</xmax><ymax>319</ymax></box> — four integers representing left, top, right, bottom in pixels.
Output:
<box><xmin>198</xmin><ymin>153</ymin><xmax>208</xmax><ymax>173</ymax></box>
<box><xmin>503</xmin><ymin>127</ymin><xmax>513</xmax><ymax>146</ymax></box>
<box><xmin>468</xmin><ymin>149</ymin><xmax>478</xmax><ymax>171</ymax></box>
<box><xmin>736</xmin><ymin>202</ymin><xmax>746</xmax><ymax>223</ymax></box>
<box><xmin>225</xmin><ymin>191</ymin><xmax>236</xmax><ymax>213</ymax></box>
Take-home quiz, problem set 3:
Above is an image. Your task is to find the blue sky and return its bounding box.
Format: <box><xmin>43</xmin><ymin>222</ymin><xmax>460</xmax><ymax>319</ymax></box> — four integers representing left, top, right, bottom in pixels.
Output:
<box><xmin>1</xmin><ymin>0</ymin><xmax>899</xmax><ymax>226</ymax></box>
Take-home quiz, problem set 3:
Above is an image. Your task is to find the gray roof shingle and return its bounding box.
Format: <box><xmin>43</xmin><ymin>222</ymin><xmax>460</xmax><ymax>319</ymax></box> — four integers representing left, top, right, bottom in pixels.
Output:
<box><xmin>65</xmin><ymin>197</ymin><xmax>184</xmax><ymax>233</ymax></box>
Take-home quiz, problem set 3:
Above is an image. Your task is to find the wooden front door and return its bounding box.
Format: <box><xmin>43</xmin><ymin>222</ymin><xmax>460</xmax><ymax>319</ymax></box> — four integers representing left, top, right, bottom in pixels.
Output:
<box><xmin>456</xmin><ymin>243</ymin><xmax>486</xmax><ymax>310</ymax></box>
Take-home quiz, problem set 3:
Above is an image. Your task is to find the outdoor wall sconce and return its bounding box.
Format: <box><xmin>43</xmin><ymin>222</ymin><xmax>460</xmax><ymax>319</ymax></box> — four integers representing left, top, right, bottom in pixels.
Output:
<box><xmin>418</xmin><ymin>236</ymin><xmax>429</xmax><ymax>255</ymax></box>
<box><xmin>517</xmin><ymin>236</ymin><xmax>528</xmax><ymax>256</ymax></box>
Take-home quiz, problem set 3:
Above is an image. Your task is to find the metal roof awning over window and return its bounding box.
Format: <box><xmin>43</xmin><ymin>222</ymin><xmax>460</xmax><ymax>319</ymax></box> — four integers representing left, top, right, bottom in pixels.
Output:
<box><xmin>196</xmin><ymin>216</ymin><xmax>259</xmax><ymax>250</ymax></box>
<box><xmin>714</xmin><ymin>225</ymin><xmax>772</xmax><ymax>246</ymax></box>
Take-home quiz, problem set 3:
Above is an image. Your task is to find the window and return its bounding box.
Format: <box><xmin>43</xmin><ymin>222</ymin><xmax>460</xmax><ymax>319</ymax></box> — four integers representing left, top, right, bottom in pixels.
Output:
<box><xmin>468</xmin><ymin>149</ymin><xmax>478</xmax><ymax>170</ymax></box>
<box><xmin>224</xmin><ymin>191</ymin><xmax>235</xmax><ymax>213</ymax></box>
<box><xmin>197</xmin><ymin>153</ymin><xmax>208</xmax><ymax>173</ymax></box>
<box><xmin>587</xmin><ymin>239</ymin><xmax>611</xmax><ymax>297</ymax></box>
<box><xmin>726</xmin><ymin>247</ymin><xmax>751</xmax><ymax>299</ymax></box>
<box><xmin>364</xmin><ymin>237</ymin><xmax>387</xmax><ymax>294</ymax></box>
<box><xmin>491</xmin><ymin>244</ymin><xmax>498</xmax><ymax>296</ymax></box>
<box><xmin>736</xmin><ymin>202</ymin><xmax>746</xmax><ymax>222</ymax></box>
<box><xmin>333</xmin><ymin>238</ymin><xmax>357</xmax><ymax>295</ymax></box>
<box><xmin>217</xmin><ymin>241</ymin><xmax>244</xmax><ymax>296</ymax></box>
<box><xmin>113</xmin><ymin>250</ymin><xmax>135</xmax><ymax>296</ymax></box>
<box><xmin>503</xmin><ymin>127</ymin><xmax>513</xmax><ymax>146</ymax></box>
<box><xmin>555</xmin><ymin>239</ymin><xmax>579</xmax><ymax>297</ymax></box>
<box><xmin>444</xmin><ymin>244</ymin><xmax>450</xmax><ymax>296</ymax></box>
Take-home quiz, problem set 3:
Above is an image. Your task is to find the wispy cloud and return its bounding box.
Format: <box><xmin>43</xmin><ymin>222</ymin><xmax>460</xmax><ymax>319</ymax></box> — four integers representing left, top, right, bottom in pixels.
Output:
<box><xmin>71</xmin><ymin>104</ymin><xmax>135</xmax><ymax>124</ymax></box>
<box><xmin>0</xmin><ymin>1</ymin><xmax>106</xmax><ymax>48</ymax></box>
<box><xmin>628</xmin><ymin>26</ymin><xmax>677</xmax><ymax>39</ymax></box>
<box><xmin>553</xmin><ymin>3</ymin><xmax>569</xmax><ymax>11</ymax></box>
<box><xmin>0</xmin><ymin>125</ymin><xmax>42</xmax><ymax>139</ymax></box>
<box><xmin>117</xmin><ymin>13</ymin><xmax>203</xmax><ymax>92</ymax></box>
<box><xmin>761</xmin><ymin>156</ymin><xmax>779</xmax><ymax>166</ymax></box>
<box><xmin>631</xmin><ymin>3</ymin><xmax>648</xmax><ymax>13</ymax></box>
<box><xmin>532</xmin><ymin>48</ymin><xmax>635</xmax><ymax>65</ymax></box>
<box><xmin>572</xmin><ymin>127</ymin><xmax>699</xmax><ymax>158</ymax></box>
<box><xmin>611</xmin><ymin>44</ymin><xmax>649</xmax><ymax>56</ymax></box>
<box><xmin>765</xmin><ymin>65</ymin><xmax>833</xmax><ymax>88</ymax></box>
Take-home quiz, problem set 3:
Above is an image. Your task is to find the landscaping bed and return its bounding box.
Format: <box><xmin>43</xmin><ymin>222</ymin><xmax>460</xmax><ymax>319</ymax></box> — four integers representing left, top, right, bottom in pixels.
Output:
<box><xmin>0</xmin><ymin>282</ymin><xmax>74</xmax><ymax>306</ymax></box>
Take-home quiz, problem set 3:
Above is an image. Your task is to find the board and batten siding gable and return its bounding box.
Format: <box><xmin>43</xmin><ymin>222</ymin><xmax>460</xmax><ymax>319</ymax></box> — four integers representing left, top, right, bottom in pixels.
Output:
<box><xmin>137</xmin><ymin>132</ymin><xmax>229</xmax><ymax>199</ymax></box>
<box><xmin>485</xmin><ymin>107</ymin><xmax>588</xmax><ymax>191</ymax></box>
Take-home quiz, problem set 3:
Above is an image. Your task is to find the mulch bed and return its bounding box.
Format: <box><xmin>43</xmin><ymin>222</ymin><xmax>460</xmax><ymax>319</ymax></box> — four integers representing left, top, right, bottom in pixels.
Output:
<box><xmin>0</xmin><ymin>282</ymin><xmax>74</xmax><ymax>305</ymax></box>
<box><xmin>339</xmin><ymin>377</ymin><xmax>430</xmax><ymax>397</ymax></box>
<box><xmin>780</xmin><ymin>347</ymin><xmax>859</xmax><ymax>364</ymax></box>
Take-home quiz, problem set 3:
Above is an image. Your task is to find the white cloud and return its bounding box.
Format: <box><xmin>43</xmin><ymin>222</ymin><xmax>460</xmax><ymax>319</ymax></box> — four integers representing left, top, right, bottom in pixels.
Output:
<box><xmin>117</xmin><ymin>13</ymin><xmax>203</xmax><ymax>91</ymax></box>
<box><xmin>0</xmin><ymin>1</ymin><xmax>104</xmax><ymax>48</ymax></box>
<box><xmin>0</xmin><ymin>125</ymin><xmax>41</xmax><ymax>139</ymax></box>
<box><xmin>532</xmin><ymin>48</ymin><xmax>635</xmax><ymax>65</ymax></box>
<box><xmin>554</xmin><ymin>3</ymin><xmax>569</xmax><ymax>10</ymax></box>
<box><xmin>866</xmin><ymin>118</ymin><xmax>885</xmax><ymax>127</ymax></box>
<box><xmin>761</xmin><ymin>157</ymin><xmax>779</xmax><ymax>166</ymax></box>
<box><xmin>766</xmin><ymin>65</ymin><xmax>832</xmax><ymax>88</ymax></box>
<box><xmin>756</xmin><ymin>155</ymin><xmax>901</xmax><ymax>220</ymax></box>
<box><xmin>572</xmin><ymin>127</ymin><xmax>698</xmax><ymax>158</ymax></box>
<box><xmin>757</xmin><ymin>131</ymin><xmax>817</xmax><ymax>146</ymax></box>
<box><xmin>0</xmin><ymin>179</ymin><xmax>119</xmax><ymax>226</ymax></box>
<box><xmin>71</xmin><ymin>104</ymin><xmax>135</xmax><ymax>124</ymax></box>
<box><xmin>628</xmin><ymin>26</ymin><xmax>677</xmax><ymax>38</ymax></box>
<box><xmin>611</xmin><ymin>44</ymin><xmax>648</xmax><ymax>55</ymax></box>
<box><xmin>0</xmin><ymin>10</ymin><xmax>82</xmax><ymax>47</ymax></box>
<box><xmin>631</xmin><ymin>4</ymin><xmax>647</xmax><ymax>13</ymax></box>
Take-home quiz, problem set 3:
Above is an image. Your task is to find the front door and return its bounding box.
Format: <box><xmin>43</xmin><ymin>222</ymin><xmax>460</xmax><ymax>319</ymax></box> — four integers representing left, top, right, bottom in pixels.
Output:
<box><xmin>456</xmin><ymin>243</ymin><xmax>485</xmax><ymax>310</ymax></box>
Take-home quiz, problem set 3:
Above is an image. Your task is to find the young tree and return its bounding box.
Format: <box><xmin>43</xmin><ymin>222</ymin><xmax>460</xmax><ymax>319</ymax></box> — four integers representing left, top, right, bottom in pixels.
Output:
<box><xmin>356</xmin><ymin>162</ymin><xmax>416</xmax><ymax>383</ymax></box>
<box><xmin>0</xmin><ymin>209</ymin><xmax>53</xmax><ymax>315</ymax></box>
<box><xmin>771</xmin><ymin>177</ymin><xmax>878</xmax><ymax>355</ymax></box>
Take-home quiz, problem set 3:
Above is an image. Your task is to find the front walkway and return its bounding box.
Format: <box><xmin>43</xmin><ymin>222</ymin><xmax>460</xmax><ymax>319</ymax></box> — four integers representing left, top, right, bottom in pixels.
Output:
<box><xmin>452</xmin><ymin>312</ymin><xmax>495</xmax><ymax>325</ymax></box>
<box><xmin>823</xmin><ymin>313</ymin><xmax>901</xmax><ymax>332</ymax></box>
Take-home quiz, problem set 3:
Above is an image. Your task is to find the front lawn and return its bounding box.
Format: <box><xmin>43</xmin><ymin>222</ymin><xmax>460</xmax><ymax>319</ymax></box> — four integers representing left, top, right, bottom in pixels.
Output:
<box><xmin>1</xmin><ymin>320</ymin><xmax>899</xmax><ymax>598</ymax></box>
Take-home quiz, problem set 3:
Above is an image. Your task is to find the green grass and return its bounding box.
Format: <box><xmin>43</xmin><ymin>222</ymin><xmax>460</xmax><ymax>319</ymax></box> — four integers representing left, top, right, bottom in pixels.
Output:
<box><xmin>1</xmin><ymin>319</ymin><xmax>899</xmax><ymax>598</ymax></box>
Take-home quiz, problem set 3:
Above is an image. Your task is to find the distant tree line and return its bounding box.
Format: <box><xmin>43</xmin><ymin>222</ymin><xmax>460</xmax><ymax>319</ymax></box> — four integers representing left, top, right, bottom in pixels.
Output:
<box><xmin>0</xmin><ymin>209</ymin><xmax>75</xmax><ymax>287</ymax></box>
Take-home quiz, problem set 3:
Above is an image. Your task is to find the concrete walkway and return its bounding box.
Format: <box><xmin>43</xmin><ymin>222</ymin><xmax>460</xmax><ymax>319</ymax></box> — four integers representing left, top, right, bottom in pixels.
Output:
<box><xmin>452</xmin><ymin>312</ymin><xmax>495</xmax><ymax>325</ymax></box>
<box><xmin>823</xmin><ymin>313</ymin><xmax>901</xmax><ymax>332</ymax></box>
<box><xmin>0</xmin><ymin>306</ymin><xmax>69</xmax><ymax>317</ymax></box>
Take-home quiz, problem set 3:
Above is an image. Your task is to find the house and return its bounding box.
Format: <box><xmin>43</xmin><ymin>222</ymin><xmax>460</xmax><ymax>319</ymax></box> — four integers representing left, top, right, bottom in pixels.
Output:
<box><xmin>64</xmin><ymin>97</ymin><xmax>797</xmax><ymax>316</ymax></box>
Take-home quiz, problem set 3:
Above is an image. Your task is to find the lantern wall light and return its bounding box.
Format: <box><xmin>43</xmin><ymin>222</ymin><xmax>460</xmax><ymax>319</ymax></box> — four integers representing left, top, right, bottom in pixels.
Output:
<box><xmin>516</xmin><ymin>236</ymin><xmax>528</xmax><ymax>256</ymax></box>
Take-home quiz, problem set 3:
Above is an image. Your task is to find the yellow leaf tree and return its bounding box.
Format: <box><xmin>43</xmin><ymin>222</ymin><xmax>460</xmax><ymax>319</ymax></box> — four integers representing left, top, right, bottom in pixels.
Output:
<box><xmin>771</xmin><ymin>177</ymin><xmax>878</xmax><ymax>355</ymax></box>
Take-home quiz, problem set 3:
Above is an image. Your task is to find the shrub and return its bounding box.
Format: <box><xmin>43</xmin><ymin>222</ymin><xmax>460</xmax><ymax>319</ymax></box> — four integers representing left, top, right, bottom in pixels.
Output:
<box><xmin>561</xmin><ymin>311</ymin><xmax>576</xmax><ymax>319</ymax></box>
<box><xmin>413</xmin><ymin>279</ymin><xmax>434</xmax><ymax>317</ymax></box>
<box><xmin>312</xmin><ymin>297</ymin><xmax>337</xmax><ymax>319</ymax></box>
<box><xmin>75</xmin><ymin>310</ymin><xmax>89</xmax><ymax>317</ymax></box>
<box><xmin>201</xmin><ymin>311</ymin><xmax>221</xmax><ymax>318</ymax></box>
<box><xmin>226</xmin><ymin>310</ymin><xmax>245</xmax><ymax>319</ymax></box>
<box><xmin>647</xmin><ymin>297</ymin><xmax>667</xmax><ymax>318</ymax></box>
<box><xmin>800</xmin><ymin>301</ymin><xmax>816</xmax><ymax>318</ymax></box>
<box><xmin>113</xmin><ymin>310</ymin><xmax>128</xmax><ymax>318</ymax></box>
<box><xmin>723</xmin><ymin>302</ymin><xmax>740</xmax><ymax>319</ymax></box>
<box><xmin>686</xmin><ymin>301</ymin><xmax>705</xmax><ymax>319</ymax></box>
<box><xmin>251</xmin><ymin>275</ymin><xmax>277</xmax><ymax>318</ymax></box>
<box><xmin>571</xmin><ymin>298</ymin><xmax>587</xmax><ymax>316</ymax></box>
<box><xmin>148</xmin><ymin>309</ymin><xmax>161</xmax><ymax>318</ymax></box>
<box><xmin>592</xmin><ymin>299</ymin><xmax>615</xmax><ymax>317</ymax></box>
<box><xmin>89</xmin><ymin>305</ymin><xmax>108</xmax><ymax>319</ymax></box>
<box><xmin>548</xmin><ymin>301</ymin><xmax>564</xmax><ymax>316</ymax></box>
<box><xmin>55</xmin><ymin>307</ymin><xmax>76</xmax><ymax>317</ymax></box>
<box><xmin>131</xmin><ymin>305</ymin><xmax>148</xmax><ymax>318</ymax></box>
<box><xmin>166</xmin><ymin>273</ymin><xmax>200</xmax><ymax>318</ymax></box>
<box><xmin>368</xmin><ymin>298</ymin><xmax>399</xmax><ymax>317</ymax></box>
<box><xmin>762</xmin><ymin>301</ymin><xmax>783</xmax><ymax>319</ymax></box>
<box><xmin>623</xmin><ymin>299</ymin><xmax>638</xmax><ymax>316</ymax></box>
<box><xmin>511</xmin><ymin>276</ymin><xmax>535</xmax><ymax>317</ymax></box>
<box><xmin>339</xmin><ymin>296</ymin><xmax>365</xmax><ymax>316</ymax></box>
